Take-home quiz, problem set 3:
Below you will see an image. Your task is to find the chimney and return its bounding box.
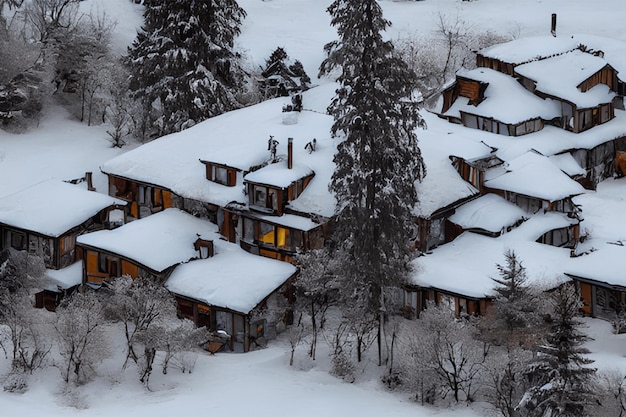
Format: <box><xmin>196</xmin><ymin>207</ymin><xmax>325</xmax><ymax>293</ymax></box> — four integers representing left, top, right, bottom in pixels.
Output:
<box><xmin>85</xmin><ymin>172</ymin><xmax>95</xmax><ymax>191</ymax></box>
<box><xmin>551</xmin><ymin>13</ymin><xmax>557</xmax><ymax>37</ymax></box>
<box><xmin>288</xmin><ymin>137</ymin><xmax>293</xmax><ymax>169</ymax></box>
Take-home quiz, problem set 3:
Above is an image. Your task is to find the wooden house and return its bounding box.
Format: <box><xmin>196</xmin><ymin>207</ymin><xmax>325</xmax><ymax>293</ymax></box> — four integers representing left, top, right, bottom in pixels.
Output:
<box><xmin>450</xmin><ymin>153</ymin><xmax>503</xmax><ymax>194</ymax></box>
<box><xmin>514</xmin><ymin>50</ymin><xmax>620</xmax><ymax>133</ymax></box>
<box><xmin>566</xmin><ymin>242</ymin><xmax>626</xmax><ymax>320</ymax></box>
<box><xmin>0</xmin><ymin>180</ymin><xmax>126</xmax><ymax>270</ymax></box>
<box><xmin>77</xmin><ymin>208</ymin><xmax>216</xmax><ymax>288</ymax></box>
<box><xmin>439</xmin><ymin>69</ymin><xmax>559</xmax><ymax>137</ymax></box>
<box><xmin>447</xmin><ymin>194</ymin><xmax>527</xmax><ymax>239</ymax></box>
<box><xmin>165</xmin><ymin>247</ymin><xmax>297</xmax><ymax>352</ymax></box>
<box><xmin>243</xmin><ymin>138</ymin><xmax>315</xmax><ymax>217</ymax></box>
<box><xmin>483</xmin><ymin>151</ymin><xmax>585</xmax><ymax>215</ymax></box>
<box><xmin>407</xmin><ymin>229</ymin><xmax>573</xmax><ymax>319</ymax></box>
<box><xmin>476</xmin><ymin>35</ymin><xmax>578</xmax><ymax>76</ymax></box>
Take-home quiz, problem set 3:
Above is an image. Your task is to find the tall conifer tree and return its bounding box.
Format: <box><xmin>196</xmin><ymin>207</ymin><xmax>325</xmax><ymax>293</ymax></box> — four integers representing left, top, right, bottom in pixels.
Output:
<box><xmin>127</xmin><ymin>0</ymin><xmax>246</xmax><ymax>137</ymax></box>
<box><xmin>519</xmin><ymin>283</ymin><xmax>597</xmax><ymax>417</ymax></box>
<box><xmin>319</xmin><ymin>0</ymin><xmax>425</xmax><ymax>365</ymax></box>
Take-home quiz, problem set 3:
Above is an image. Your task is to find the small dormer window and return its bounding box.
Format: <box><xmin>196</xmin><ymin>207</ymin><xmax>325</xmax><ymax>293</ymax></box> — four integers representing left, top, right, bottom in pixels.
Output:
<box><xmin>194</xmin><ymin>238</ymin><xmax>214</xmax><ymax>259</ymax></box>
<box><xmin>204</xmin><ymin>163</ymin><xmax>237</xmax><ymax>186</ymax></box>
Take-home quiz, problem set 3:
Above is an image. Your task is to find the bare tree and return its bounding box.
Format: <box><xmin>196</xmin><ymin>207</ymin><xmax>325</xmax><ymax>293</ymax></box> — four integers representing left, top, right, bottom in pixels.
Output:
<box><xmin>415</xmin><ymin>302</ymin><xmax>489</xmax><ymax>403</ymax></box>
<box><xmin>54</xmin><ymin>291</ymin><xmax>107</xmax><ymax>385</ymax></box>
<box><xmin>104</xmin><ymin>276</ymin><xmax>177</xmax><ymax>370</ymax></box>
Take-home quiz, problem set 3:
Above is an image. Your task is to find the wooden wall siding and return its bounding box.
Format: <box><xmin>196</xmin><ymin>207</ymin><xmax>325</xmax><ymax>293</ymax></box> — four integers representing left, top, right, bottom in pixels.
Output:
<box><xmin>457</xmin><ymin>78</ymin><xmax>482</xmax><ymax>102</ymax></box>
<box><xmin>108</xmin><ymin>175</ymin><xmax>176</xmax><ymax>220</ymax></box>
<box><xmin>577</xmin><ymin>66</ymin><xmax>618</xmax><ymax>93</ymax></box>
<box><xmin>578</xmin><ymin>282</ymin><xmax>593</xmax><ymax>315</ymax></box>
<box><xmin>239</xmin><ymin>216</ymin><xmax>326</xmax><ymax>261</ymax></box>
<box><xmin>441</xmin><ymin>84</ymin><xmax>459</xmax><ymax>114</ymax></box>
<box><xmin>460</xmin><ymin>112</ymin><xmax>542</xmax><ymax>137</ymax></box>
<box><xmin>616</xmin><ymin>150</ymin><xmax>626</xmax><ymax>177</ymax></box>
<box><xmin>476</xmin><ymin>55</ymin><xmax>515</xmax><ymax>76</ymax></box>
<box><xmin>403</xmin><ymin>287</ymin><xmax>491</xmax><ymax>319</ymax></box>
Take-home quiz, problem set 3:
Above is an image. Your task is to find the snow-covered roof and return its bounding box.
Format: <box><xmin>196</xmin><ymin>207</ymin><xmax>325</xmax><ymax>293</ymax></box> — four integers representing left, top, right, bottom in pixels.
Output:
<box><xmin>0</xmin><ymin>180</ymin><xmax>126</xmax><ymax>238</ymax></box>
<box><xmin>247</xmin><ymin>211</ymin><xmax>322</xmax><ymax>232</ymax></box>
<box><xmin>515</xmin><ymin>50</ymin><xmax>616</xmax><ymax>108</ymax></box>
<box><xmin>410</xmin><ymin>230</ymin><xmax>571</xmax><ymax>299</ymax></box>
<box><xmin>77</xmin><ymin>208</ymin><xmax>215</xmax><ymax>273</ymax></box>
<box><xmin>244</xmin><ymin>160</ymin><xmax>314</xmax><ymax>188</ymax></box>
<box><xmin>413</xmin><ymin>113</ymin><xmax>493</xmax><ymax>217</ymax></box>
<box><xmin>484</xmin><ymin>151</ymin><xmax>586</xmax><ymax>201</ymax></box>
<box><xmin>45</xmin><ymin>262</ymin><xmax>82</xmax><ymax>290</ymax></box>
<box><xmin>448</xmin><ymin>194</ymin><xmax>527</xmax><ymax>233</ymax></box>
<box><xmin>566</xmin><ymin>242</ymin><xmax>626</xmax><ymax>288</ymax></box>
<box><xmin>548</xmin><ymin>152</ymin><xmax>586</xmax><ymax>177</ymax></box>
<box><xmin>445</xmin><ymin>68</ymin><xmax>560</xmax><ymax>123</ymax></box>
<box><xmin>101</xmin><ymin>84</ymin><xmax>337</xmax><ymax>216</ymax></box>
<box><xmin>478</xmin><ymin>36</ymin><xmax>578</xmax><ymax>65</ymax></box>
<box><xmin>165</xmin><ymin>245</ymin><xmax>297</xmax><ymax>314</ymax></box>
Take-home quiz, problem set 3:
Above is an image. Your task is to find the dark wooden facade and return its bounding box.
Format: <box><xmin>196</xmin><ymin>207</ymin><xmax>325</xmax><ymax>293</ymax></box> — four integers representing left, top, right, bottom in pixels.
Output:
<box><xmin>78</xmin><ymin>244</ymin><xmax>174</xmax><ymax>288</ymax></box>
<box><xmin>245</xmin><ymin>173</ymin><xmax>314</xmax><ymax>217</ymax></box>
<box><xmin>174</xmin><ymin>276</ymin><xmax>294</xmax><ymax>353</ymax></box>
<box><xmin>108</xmin><ymin>174</ymin><xmax>181</xmax><ymax>220</ymax></box>
<box><xmin>403</xmin><ymin>286</ymin><xmax>492</xmax><ymax>319</ymax></box>
<box><xmin>220</xmin><ymin>208</ymin><xmax>328</xmax><ymax>263</ymax></box>
<box><xmin>569</xmin><ymin>275</ymin><xmax>626</xmax><ymax>320</ymax></box>
<box><xmin>0</xmin><ymin>206</ymin><xmax>123</xmax><ymax>270</ymax></box>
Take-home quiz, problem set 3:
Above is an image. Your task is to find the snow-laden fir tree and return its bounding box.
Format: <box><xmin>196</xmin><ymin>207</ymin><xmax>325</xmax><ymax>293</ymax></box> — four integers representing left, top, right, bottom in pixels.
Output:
<box><xmin>127</xmin><ymin>0</ymin><xmax>247</xmax><ymax>138</ymax></box>
<box><xmin>488</xmin><ymin>249</ymin><xmax>544</xmax><ymax>346</ymax></box>
<box><xmin>518</xmin><ymin>283</ymin><xmax>597</xmax><ymax>417</ymax></box>
<box><xmin>318</xmin><ymin>0</ymin><xmax>426</xmax><ymax>366</ymax></box>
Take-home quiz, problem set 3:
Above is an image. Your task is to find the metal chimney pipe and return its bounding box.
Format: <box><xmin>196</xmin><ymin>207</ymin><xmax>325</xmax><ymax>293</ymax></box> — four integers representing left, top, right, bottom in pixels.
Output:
<box><xmin>551</xmin><ymin>13</ymin><xmax>557</xmax><ymax>37</ymax></box>
<box><xmin>288</xmin><ymin>137</ymin><xmax>293</xmax><ymax>169</ymax></box>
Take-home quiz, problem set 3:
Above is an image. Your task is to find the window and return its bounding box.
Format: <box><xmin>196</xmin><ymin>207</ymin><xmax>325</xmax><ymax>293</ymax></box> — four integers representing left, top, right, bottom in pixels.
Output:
<box><xmin>243</xmin><ymin>217</ymin><xmax>255</xmax><ymax>242</ymax></box>
<box><xmin>276</xmin><ymin>227</ymin><xmax>291</xmax><ymax>249</ymax></box>
<box><xmin>98</xmin><ymin>253</ymin><xmax>108</xmax><ymax>274</ymax></box>
<box><xmin>137</xmin><ymin>186</ymin><xmax>146</xmax><ymax>204</ymax></box>
<box><xmin>259</xmin><ymin>222</ymin><xmax>275</xmax><ymax>245</ymax></box>
<box><xmin>10</xmin><ymin>231</ymin><xmax>26</xmax><ymax>250</ymax></box>
<box><xmin>216</xmin><ymin>167</ymin><xmax>228</xmax><ymax>184</ymax></box>
<box><xmin>600</xmin><ymin>103</ymin><xmax>612</xmax><ymax>124</ymax></box>
<box><xmin>253</xmin><ymin>185</ymin><xmax>267</xmax><ymax>207</ymax></box>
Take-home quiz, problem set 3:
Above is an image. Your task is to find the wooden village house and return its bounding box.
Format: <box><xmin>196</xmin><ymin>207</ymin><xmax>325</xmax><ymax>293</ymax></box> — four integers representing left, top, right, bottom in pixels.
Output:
<box><xmin>76</xmin><ymin>208</ymin><xmax>297</xmax><ymax>352</ymax></box>
<box><xmin>0</xmin><ymin>179</ymin><xmax>126</xmax><ymax>271</ymax></box>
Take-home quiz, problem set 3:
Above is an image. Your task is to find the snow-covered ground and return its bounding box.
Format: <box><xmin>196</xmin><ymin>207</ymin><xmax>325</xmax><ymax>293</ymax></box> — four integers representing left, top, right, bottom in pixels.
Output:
<box><xmin>2</xmin><ymin>0</ymin><xmax>626</xmax><ymax>415</ymax></box>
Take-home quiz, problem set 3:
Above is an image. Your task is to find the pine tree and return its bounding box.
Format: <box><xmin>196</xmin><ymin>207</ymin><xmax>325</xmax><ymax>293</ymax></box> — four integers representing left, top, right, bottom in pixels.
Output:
<box><xmin>318</xmin><ymin>0</ymin><xmax>425</xmax><ymax>366</ymax></box>
<box><xmin>489</xmin><ymin>249</ymin><xmax>544</xmax><ymax>346</ymax></box>
<box><xmin>127</xmin><ymin>0</ymin><xmax>247</xmax><ymax>137</ymax></box>
<box><xmin>518</xmin><ymin>283</ymin><xmax>597</xmax><ymax>417</ymax></box>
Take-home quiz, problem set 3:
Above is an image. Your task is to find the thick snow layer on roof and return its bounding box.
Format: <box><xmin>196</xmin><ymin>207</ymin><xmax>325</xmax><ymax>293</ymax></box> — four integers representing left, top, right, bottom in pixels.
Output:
<box><xmin>413</xmin><ymin>112</ymin><xmax>492</xmax><ymax>217</ymax></box>
<box><xmin>445</xmin><ymin>68</ymin><xmax>560</xmax><ymax>123</ymax></box>
<box><xmin>571</xmin><ymin>34</ymin><xmax>626</xmax><ymax>81</ymax></box>
<box><xmin>484</xmin><ymin>151</ymin><xmax>585</xmax><ymax>201</ymax></box>
<box><xmin>505</xmin><ymin>211</ymin><xmax>578</xmax><ymax>241</ymax></box>
<box><xmin>101</xmin><ymin>84</ymin><xmax>337</xmax><ymax>216</ymax></box>
<box><xmin>566</xmin><ymin>242</ymin><xmax>626</xmax><ymax>287</ymax></box>
<box><xmin>573</xmin><ymin>178</ymin><xmax>626</xmax><ymax>242</ymax></box>
<box><xmin>244</xmin><ymin>160</ymin><xmax>314</xmax><ymax>188</ymax></box>
<box><xmin>548</xmin><ymin>152</ymin><xmax>586</xmax><ymax>177</ymax></box>
<box><xmin>165</xmin><ymin>246</ymin><xmax>296</xmax><ymax>314</ymax></box>
<box><xmin>478</xmin><ymin>36</ymin><xmax>578</xmax><ymax>65</ymax></box>
<box><xmin>411</xmin><ymin>231</ymin><xmax>571</xmax><ymax>298</ymax></box>
<box><xmin>77</xmin><ymin>208</ymin><xmax>215</xmax><ymax>272</ymax></box>
<box><xmin>0</xmin><ymin>180</ymin><xmax>126</xmax><ymax>237</ymax></box>
<box><xmin>448</xmin><ymin>194</ymin><xmax>527</xmax><ymax>233</ymax></box>
<box><xmin>515</xmin><ymin>50</ymin><xmax>615</xmax><ymax>107</ymax></box>
<box><xmin>249</xmin><ymin>212</ymin><xmax>322</xmax><ymax>232</ymax></box>
<box><xmin>44</xmin><ymin>262</ymin><xmax>82</xmax><ymax>290</ymax></box>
